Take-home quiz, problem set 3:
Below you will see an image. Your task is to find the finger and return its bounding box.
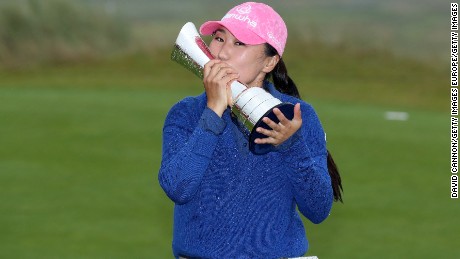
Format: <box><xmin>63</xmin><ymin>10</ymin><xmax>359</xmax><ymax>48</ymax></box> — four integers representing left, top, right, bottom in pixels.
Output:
<box><xmin>206</xmin><ymin>62</ymin><xmax>232</xmax><ymax>83</ymax></box>
<box><xmin>262</xmin><ymin>116</ymin><xmax>282</xmax><ymax>131</ymax></box>
<box><xmin>225</xmin><ymin>72</ymin><xmax>239</xmax><ymax>85</ymax></box>
<box><xmin>216</xmin><ymin>67</ymin><xmax>238</xmax><ymax>81</ymax></box>
<box><xmin>203</xmin><ymin>59</ymin><xmax>220</xmax><ymax>79</ymax></box>
<box><xmin>225</xmin><ymin>74</ymin><xmax>239</xmax><ymax>105</ymax></box>
<box><xmin>254</xmin><ymin>136</ymin><xmax>277</xmax><ymax>145</ymax></box>
<box><xmin>255</xmin><ymin>126</ymin><xmax>276</xmax><ymax>138</ymax></box>
<box><xmin>293</xmin><ymin>103</ymin><xmax>302</xmax><ymax>121</ymax></box>
<box><xmin>223</xmin><ymin>73</ymin><xmax>239</xmax><ymax>84</ymax></box>
<box><xmin>208</xmin><ymin>62</ymin><xmax>227</xmax><ymax>81</ymax></box>
<box><xmin>272</xmin><ymin>107</ymin><xmax>289</xmax><ymax>125</ymax></box>
<box><xmin>206</xmin><ymin>63</ymin><xmax>235</xmax><ymax>85</ymax></box>
<box><xmin>227</xmin><ymin>84</ymin><xmax>233</xmax><ymax>106</ymax></box>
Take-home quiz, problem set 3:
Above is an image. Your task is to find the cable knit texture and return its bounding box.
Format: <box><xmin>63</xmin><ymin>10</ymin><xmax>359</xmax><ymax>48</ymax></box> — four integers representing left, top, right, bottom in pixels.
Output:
<box><xmin>158</xmin><ymin>81</ymin><xmax>333</xmax><ymax>259</ymax></box>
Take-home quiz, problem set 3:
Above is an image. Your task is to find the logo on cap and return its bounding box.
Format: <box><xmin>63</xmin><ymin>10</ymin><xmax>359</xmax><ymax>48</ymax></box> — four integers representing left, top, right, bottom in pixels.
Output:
<box><xmin>223</xmin><ymin>3</ymin><xmax>257</xmax><ymax>28</ymax></box>
<box><xmin>267</xmin><ymin>32</ymin><xmax>282</xmax><ymax>48</ymax></box>
<box><xmin>236</xmin><ymin>4</ymin><xmax>251</xmax><ymax>14</ymax></box>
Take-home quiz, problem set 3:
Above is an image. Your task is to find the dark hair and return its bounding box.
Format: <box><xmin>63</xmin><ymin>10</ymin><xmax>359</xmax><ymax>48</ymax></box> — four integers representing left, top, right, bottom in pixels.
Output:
<box><xmin>264</xmin><ymin>43</ymin><xmax>343</xmax><ymax>202</ymax></box>
<box><xmin>264</xmin><ymin>45</ymin><xmax>300</xmax><ymax>98</ymax></box>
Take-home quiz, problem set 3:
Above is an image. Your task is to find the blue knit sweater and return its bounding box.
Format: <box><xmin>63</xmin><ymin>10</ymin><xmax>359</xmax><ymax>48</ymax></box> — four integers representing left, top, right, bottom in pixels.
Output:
<box><xmin>159</xmin><ymin>82</ymin><xmax>333</xmax><ymax>259</ymax></box>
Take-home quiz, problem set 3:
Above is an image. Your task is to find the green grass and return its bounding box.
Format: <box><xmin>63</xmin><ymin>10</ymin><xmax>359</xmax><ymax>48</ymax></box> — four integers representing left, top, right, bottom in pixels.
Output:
<box><xmin>304</xmin><ymin>102</ymin><xmax>452</xmax><ymax>258</ymax></box>
<box><xmin>0</xmin><ymin>87</ymin><xmax>177</xmax><ymax>258</ymax></box>
<box><xmin>0</xmin><ymin>48</ymin><xmax>455</xmax><ymax>258</ymax></box>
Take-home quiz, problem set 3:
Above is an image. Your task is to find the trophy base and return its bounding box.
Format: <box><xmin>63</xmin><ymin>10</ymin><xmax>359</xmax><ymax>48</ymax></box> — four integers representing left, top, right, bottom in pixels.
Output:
<box><xmin>249</xmin><ymin>102</ymin><xmax>295</xmax><ymax>155</ymax></box>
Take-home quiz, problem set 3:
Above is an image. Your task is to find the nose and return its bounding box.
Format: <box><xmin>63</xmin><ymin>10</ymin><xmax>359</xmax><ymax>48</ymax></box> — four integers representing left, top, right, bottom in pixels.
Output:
<box><xmin>217</xmin><ymin>42</ymin><xmax>230</xmax><ymax>61</ymax></box>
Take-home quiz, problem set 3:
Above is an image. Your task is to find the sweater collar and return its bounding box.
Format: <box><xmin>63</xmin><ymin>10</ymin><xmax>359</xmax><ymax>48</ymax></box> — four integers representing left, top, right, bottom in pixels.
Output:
<box><xmin>262</xmin><ymin>80</ymin><xmax>281</xmax><ymax>98</ymax></box>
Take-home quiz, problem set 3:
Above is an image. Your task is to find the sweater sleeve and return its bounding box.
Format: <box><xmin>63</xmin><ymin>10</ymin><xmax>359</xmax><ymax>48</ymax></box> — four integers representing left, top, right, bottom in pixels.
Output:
<box><xmin>158</xmin><ymin>98</ymin><xmax>226</xmax><ymax>205</ymax></box>
<box><xmin>278</xmin><ymin>102</ymin><xmax>333</xmax><ymax>224</ymax></box>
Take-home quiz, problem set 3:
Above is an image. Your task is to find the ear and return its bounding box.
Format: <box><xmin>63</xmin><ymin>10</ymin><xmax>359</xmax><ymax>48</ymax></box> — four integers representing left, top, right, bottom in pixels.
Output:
<box><xmin>262</xmin><ymin>55</ymin><xmax>280</xmax><ymax>73</ymax></box>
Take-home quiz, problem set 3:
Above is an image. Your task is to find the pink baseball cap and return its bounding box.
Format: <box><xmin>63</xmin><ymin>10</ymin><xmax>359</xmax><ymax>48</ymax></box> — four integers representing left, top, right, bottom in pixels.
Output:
<box><xmin>199</xmin><ymin>2</ymin><xmax>287</xmax><ymax>56</ymax></box>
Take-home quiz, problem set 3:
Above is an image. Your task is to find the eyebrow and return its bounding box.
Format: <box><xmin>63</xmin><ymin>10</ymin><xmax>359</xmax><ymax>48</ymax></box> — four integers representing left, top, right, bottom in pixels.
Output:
<box><xmin>215</xmin><ymin>28</ymin><xmax>226</xmax><ymax>34</ymax></box>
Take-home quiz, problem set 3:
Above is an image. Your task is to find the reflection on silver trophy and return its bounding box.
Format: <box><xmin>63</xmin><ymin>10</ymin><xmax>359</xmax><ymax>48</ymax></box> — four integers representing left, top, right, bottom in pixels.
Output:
<box><xmin>171</xmin><ymin>22</ymin><xmax>294</xmax><ymax>154</ymax></box>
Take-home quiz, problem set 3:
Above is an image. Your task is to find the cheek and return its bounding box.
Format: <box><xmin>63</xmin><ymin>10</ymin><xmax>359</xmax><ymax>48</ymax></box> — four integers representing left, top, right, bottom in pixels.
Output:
<box><xmin>234</xmin><ymin>63</ymin><xmax>260</xmax><ymax>83</ymax></box>
<box><xmin>208</xmin><ymin>42</ymin><xmax>219</xmax><ymax>58</ymax></box>
<box><xmin>235</xmin><ymin>54</ymin><xmax>264</xmax><ymax>73</ymax></box>
<box><xmin>233</xmin><ymin>53</ymin><xmax>253</xmax><ymax>69</ymax></box>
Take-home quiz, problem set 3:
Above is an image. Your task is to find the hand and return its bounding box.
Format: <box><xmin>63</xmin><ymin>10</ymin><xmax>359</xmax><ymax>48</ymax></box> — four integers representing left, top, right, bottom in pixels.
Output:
<box><xmin>254</xmin><ymin>103</ymin><xmax>302</xmax><ymax>146</ymax></box>
<box><xmin>203</xmin><ymin>60</ymin><xmax>239</xmax><ymax>117</ymax></box>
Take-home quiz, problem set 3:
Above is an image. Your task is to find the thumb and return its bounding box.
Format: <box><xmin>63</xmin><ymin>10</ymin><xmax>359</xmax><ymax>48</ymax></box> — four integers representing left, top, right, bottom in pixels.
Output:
<box><xmin>293</xmin><ymin>103</ymin><xmax>302</xmax><ymax>121</ymax></box>
<box><xmin>226</xmin><ymin>84</ymin><xmax>233</xmax><ymax>107</ymax></box>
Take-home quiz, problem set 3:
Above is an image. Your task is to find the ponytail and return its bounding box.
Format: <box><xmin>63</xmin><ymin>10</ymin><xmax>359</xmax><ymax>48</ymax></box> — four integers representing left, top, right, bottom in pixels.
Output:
<box><xmin>271</xmin><ymin>58</ymin><xmax>301</xmax><ymax>99</ymax></box>
<box><xmin>264</xmin><ymin>44</ymin><xmax>300</xmax><ymax>98</ymax></box>
<box><xmin>265</xmin><ymin>43</ymin><xmax>343</xmax><ymax>203</ymax></box>
<box><xmin>327</xmin><ymin>150</ymin><xmax>343</xmax><ymax>202</ymax></box>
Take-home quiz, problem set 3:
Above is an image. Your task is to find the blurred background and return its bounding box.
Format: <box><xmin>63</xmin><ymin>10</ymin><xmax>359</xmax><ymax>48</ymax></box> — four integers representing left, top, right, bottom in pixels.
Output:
<box><xmin>0</xmin><ymin>0</ymin><xmax>454</xmax><ymax>258</ymax></box>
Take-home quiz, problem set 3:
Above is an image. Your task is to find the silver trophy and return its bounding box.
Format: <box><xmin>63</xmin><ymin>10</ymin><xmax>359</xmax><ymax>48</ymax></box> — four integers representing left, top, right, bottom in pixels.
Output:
<box><xmin>171</xmin><ymin>22</ymin><xmax>294</xmax><ymax>154</ymax></box>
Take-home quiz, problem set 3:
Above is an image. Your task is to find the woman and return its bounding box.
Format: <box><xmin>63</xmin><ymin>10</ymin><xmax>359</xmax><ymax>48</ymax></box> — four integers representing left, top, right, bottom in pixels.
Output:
<box><xmin>159</xmin><ymin>2</ymin><xmax>342</xmax><ymax>258</ymax></box>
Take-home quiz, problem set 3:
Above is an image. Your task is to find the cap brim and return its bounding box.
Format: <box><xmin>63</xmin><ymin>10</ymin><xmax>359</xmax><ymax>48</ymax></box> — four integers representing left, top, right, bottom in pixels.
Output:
<box><xmin>199</xmin><ymin>20</ymin><xmax>265</xmax><ymax>45</ymax></box>
<box><xmin>199</xmin><ymin>21</ymin><xmax>222</xmax><ymax>35</ymax></box>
